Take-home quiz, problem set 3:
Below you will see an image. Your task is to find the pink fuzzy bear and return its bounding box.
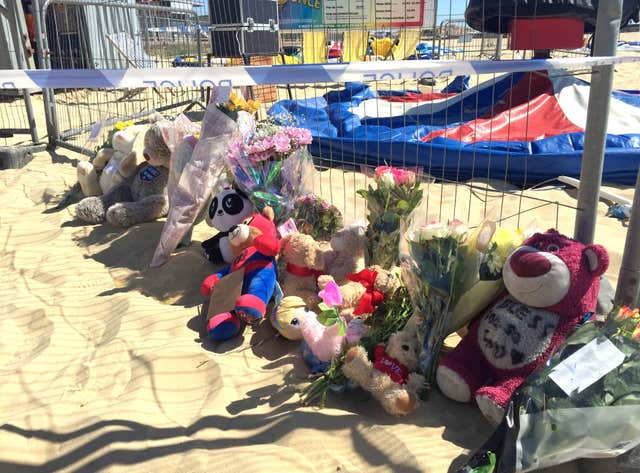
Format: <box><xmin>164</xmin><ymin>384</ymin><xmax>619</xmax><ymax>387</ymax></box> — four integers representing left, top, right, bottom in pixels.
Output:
<box><xmin>436</xmin><ymin>229</ymin><xmax>609</xmax><ymax>425</ymax></box>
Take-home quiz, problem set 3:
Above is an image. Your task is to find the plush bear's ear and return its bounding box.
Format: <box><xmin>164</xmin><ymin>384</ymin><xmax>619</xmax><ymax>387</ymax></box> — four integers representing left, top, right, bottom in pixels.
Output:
<box><xmin>262</xmin><ymin>206</ymin><xmax>275</xmax><ymax>222</ymax></box>
<box><xmin>584</xmin><ymin>244</ymin><xmax>609</xmax><ymax>276</ymax></box>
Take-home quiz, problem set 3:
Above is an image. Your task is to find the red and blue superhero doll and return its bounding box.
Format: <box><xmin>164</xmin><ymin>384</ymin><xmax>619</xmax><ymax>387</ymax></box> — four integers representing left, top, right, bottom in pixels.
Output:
<box><xmin>200</xmin><ymin>207</ymin><xmax>280</xmax><ymax>341</ymax></box>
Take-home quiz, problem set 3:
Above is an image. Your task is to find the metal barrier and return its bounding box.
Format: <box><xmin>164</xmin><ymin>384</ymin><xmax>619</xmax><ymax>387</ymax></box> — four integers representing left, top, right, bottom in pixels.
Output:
<box><xmin>0</xmin><ymin>0</ymin><xmax>40</xmax><ymax>147</ymax></box>
<box><xmin>34</xmin><ymin>0</ymin><xmax>207</xmax><ymax>153</ymax></box>
<box><xmin>437</xmin><ymin>19</ymin><xmax>502</xmax><ymax>60</ymax></box>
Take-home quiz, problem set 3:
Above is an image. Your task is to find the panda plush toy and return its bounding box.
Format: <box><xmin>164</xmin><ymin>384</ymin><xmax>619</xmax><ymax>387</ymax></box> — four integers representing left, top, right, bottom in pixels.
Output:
<box><xmin>201</xmin><ymin>187</ymin><xmax>254</xmax><ymax>264</ymax></box>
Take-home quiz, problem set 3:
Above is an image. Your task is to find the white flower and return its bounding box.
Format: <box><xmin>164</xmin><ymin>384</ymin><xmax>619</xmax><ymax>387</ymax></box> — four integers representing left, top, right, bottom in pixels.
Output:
<box><xmin>378</xmin><ymin>170</ymin><xmax>396</xmax><ymax>187</ymax></box>
<box><xmin>448</xmin><ymin>219</ymin><xmax>468</xmax><ymax>239</ymax></box>
<box><xmin>418</xmin><ymin>222</ymin><xmax>449</xmax><ymax>241</ymax></box>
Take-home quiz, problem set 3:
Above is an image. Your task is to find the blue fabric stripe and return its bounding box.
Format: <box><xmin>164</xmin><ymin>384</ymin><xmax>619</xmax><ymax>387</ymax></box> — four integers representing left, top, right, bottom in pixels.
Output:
<box><xmin>25</xmin><ymin>69</ymin><xmax>126</xmax><ymax>88</ymax></box>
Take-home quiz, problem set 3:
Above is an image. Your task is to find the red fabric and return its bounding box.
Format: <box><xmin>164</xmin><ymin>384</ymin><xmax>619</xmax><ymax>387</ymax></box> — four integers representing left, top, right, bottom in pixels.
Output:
<box><xmin>373</xmin><ymin>345</ymin><xmax>409</xmax><ymax>385</ymax></box>
<box><xmin>200</xmin><ymin>274</ymin><xmax>219</xmax><ymax>296</ymax></box>
<box><xmin>285</xmin><ymin>263</ymin><xmax>324</xmax><ymax>278</ymax></box>
<box><xmin>422</xmin><ymin>72</ymin><xmax>582</xmax><ymax>144</ymax></box>
<box><xmin>379</xmin><ymin>92</ymin><xmax>457</xmax><ymax>103</ymax></box>
<box><xmin>347</xmin><ymin>268</ymin><xmax>385</xmax><ymax>315</ymax></box>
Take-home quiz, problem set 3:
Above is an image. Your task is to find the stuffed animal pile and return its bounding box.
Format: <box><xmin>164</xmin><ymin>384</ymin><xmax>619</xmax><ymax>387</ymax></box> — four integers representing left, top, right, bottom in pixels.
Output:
<box><xmin>75</xmin><ymin>122</ymin><xmax>172</xmax><ymax>227</ymax></box>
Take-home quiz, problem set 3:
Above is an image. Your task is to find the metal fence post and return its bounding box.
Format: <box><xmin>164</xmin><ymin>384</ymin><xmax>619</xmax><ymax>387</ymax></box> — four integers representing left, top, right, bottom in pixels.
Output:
<box><xmin>32</xmin><ymin>0</ymin><xmax>59</xmax><ymax>149</ymax></box>
<box><xmin>616</xmin><ymin>167</ymin><xmax>640</xmax><ymax>307</ymax></box>
<box><xmin>573</xmin><ymin>0</ymin><xmax>623</xmax><ymax>244</ymax></box>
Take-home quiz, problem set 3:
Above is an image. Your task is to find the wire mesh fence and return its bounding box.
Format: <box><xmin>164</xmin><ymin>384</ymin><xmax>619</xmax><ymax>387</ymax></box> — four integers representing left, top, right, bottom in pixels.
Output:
<box><xmin>36</xmin><ymin>0</ymin><xmax>208</xmax><ymax>153</ymax></box>
<box><xmin>0</xmin><ymin>0</ymin><xmax>40</xmax><ymax>147</ymax></box>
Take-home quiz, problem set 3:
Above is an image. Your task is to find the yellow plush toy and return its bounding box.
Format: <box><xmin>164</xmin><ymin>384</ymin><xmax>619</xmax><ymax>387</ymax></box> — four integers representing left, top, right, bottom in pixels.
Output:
<box><xmin>271</xmin><ymin>296</ymin><xmax>307</xmax><ymax>340</ymax></box>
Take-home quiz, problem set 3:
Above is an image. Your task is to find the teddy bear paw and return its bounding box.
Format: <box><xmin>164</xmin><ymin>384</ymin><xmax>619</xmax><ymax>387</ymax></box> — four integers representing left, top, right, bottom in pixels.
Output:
<box><xmin>475</xmin><ymin>393</ymin><xmax>505</xmax><ymax>426</ymax></box>
<box><xmin>393</xmin><ymin>391</ymin><xmax>417</xmax><ymax>416</ymax></box>
<box><xmin>436</xmin><ymin>365</ymin><xmax>472</xmax><ymax>403</ymax></box>
<box><xmin>106</xmin><ymin>204</ymin><xmax>134</xmax><ymax>227</ymax></box>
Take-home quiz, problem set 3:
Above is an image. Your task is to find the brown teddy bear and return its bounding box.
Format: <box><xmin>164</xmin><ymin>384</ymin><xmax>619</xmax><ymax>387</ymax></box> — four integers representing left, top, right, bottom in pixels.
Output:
<box><xmin>317</xmin><ymin>265</ymin><xmax>399</xmax><ymax>321</ymax></box>
<box><xmin>343</xmin><ymin>329</ymin><xmax>424</xmax><ymax>416</ymax></box>
<box><xmin>279</xmin><ymin>232</ymin><xmax>333</xmax><ymax>309</ymax></box>
<box><xmin>75</xmin><ymin>123</ymin><xmax>171</xmax><ymax>227</ymax></box>
<box><xmin>325</xmin><ymin>221</ymin><xmax>367</xmax><ymax>283</ymax></box>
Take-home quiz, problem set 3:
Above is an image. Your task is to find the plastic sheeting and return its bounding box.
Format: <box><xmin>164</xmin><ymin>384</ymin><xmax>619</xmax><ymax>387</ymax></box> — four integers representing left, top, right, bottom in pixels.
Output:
<box><xmin>269</xmin><ymin>72</ymin><xmax>640</xmax><ymax>186</ymax></box>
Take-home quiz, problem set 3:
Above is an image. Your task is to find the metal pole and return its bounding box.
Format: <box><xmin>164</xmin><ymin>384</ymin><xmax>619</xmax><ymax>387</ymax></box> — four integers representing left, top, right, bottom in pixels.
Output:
<box><xmin>616</xmin><ymin>166</ymin><xmax>640</xmax><ymax>307</ymax></box>
<box><xmin>573</xmin><ymin>0</ymin><xmax>623</xmax><ymax>244</ymax></box>
<box><xmin>32</xmin><ymin>0</ymin><xmax>59</xmax><ymax>149</ymax></box>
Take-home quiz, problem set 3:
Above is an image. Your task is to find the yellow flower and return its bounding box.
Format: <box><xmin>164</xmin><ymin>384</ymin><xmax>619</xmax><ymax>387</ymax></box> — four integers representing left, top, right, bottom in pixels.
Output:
<box><xmin>114</xmin><ymin>120</ymin><xmax>134</xmax><ymax>131</ymax></box>
<box><xmin>617</xmin><ymin>306</ymin><xmax>639</xmax><ymax>320</ymax></box>
<box><xmin>246</xmin><ymin>99</ymin><xmax>261</xmax><ymax>113</ymax></box>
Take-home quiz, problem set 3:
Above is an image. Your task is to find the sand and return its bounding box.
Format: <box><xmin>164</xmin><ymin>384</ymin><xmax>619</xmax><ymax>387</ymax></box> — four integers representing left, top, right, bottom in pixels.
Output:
<box><xmin>1</xmin><ymin>31</ymin><xmax>639</xmax><ymax>473</ymax></box>
<box><xmin>0</xmin><ymin>147</ymin><xmax>635</xmax><ymax>473</ymax></box>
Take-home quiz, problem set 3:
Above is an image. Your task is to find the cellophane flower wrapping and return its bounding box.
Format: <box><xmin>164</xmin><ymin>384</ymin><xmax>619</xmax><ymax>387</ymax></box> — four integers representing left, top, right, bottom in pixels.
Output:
<box><xmin>291</xmin><ymin>194</ymin><xmax>343</xmax><ymax>241</ymax></box>
<box><xmin>357</xmin><ymin>166</ymin><xmax>423</xmax><ymax>269</ymax></box>
<box><xmin>400</xmin><ymin>219</ymin><xmax>468</xmax><ymax>381</ymax></box>
<box><xmin>224</xmin><ymin>119</ymin><xmax>315</xmax><ymax>222</ymax></box>
<box><xmin>461</xmin><ymin>306</ymin><xmax>640</xmax><ymax>473</ymax></box>
<box><xmin>150</xmin><ymin>100</ymin><xmax>241</xmax><ymax>268</ymax></box>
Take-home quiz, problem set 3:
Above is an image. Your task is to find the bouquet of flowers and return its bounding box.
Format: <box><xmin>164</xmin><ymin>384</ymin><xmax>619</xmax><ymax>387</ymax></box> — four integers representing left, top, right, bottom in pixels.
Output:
<box><xmin>462</xmin><ymin>306</ymin><xmax>640</xmax><ymax>473</ymax></box>
<box><xmin>217</xmin><ymin>92</ymin><xmax>260</xmax><ymax>120</ymax></box>
<box><xmin>357</xmin><ymin>166</ymin><xmax>423</xmax><ymax>269</ymax></box>
<box><xmin>225</xmin><ymin>118</ymin><xmax>315</xmax><ymax>221</ymax></box>
<box><xmin>300</xmin><ymin>286</ymin><xmax>414</xmax><ymax>407</ymax></box>
<box><xmin>291</xmin><ymin>194</ymin><xmax>343</xmax><ymax>241</ymax></box>
<box><xmin>401</xmin><ymin>220</ymin><xmax>469</xmax><ymax>381</ymax></box>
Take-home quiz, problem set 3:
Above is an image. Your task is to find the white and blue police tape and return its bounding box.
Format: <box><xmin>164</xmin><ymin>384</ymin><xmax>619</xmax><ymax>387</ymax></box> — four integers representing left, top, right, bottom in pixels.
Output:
<box><xmin>1</xmin><ymin>56</ymin><xmax>639</xmax><ymax>89</ymax></box>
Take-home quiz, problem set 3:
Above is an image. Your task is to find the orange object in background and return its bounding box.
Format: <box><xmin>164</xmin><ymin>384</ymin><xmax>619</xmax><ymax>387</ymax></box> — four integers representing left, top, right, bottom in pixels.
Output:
<box><xmin>509</xmin><ymin>18</ymin><xmax>585</xmax><ymax>50</ymax></box>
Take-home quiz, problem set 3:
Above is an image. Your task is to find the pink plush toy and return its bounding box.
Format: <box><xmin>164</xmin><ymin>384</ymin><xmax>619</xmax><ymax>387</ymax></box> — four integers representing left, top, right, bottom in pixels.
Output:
<box><xmin>436</xmin><ymin>229</ymin><xmax>609</xmax><ymax>425</ymax></box>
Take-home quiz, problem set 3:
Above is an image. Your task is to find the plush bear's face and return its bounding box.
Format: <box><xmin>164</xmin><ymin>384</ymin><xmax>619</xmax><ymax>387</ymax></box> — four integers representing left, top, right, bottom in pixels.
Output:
<box><xmin>111</xmin><ymin>125</ymin><xmax>146</xmax><ymax>154</ymax></box>
<box><xmin>370</xmin><ymin>265</ymin><xmax>400</xmax><ymax>295</ymax></box>
<box><xmin>206</xmin><ymin>187</ymin><xmax>254</xmax><ymax>231</ymax></box>
<box><xmin>228</xmin><ymin>207</ymin><xmax>279</xmax><ymax>258</ymax></box>
<box><xmin>143</xmin><ymin>124</ymin><xmax>172</xmax><ymax>168</ymax></box>
<box><xmin>502</xmin><ymin>229</ymin><xmax>608</xmax><ymax>309</ymax></box>
<box><xmin>386</xmin><ymin>331</ymin><xmax>420</xmax><ymax>372</ymax></box>
<box><xmin>330</xmin><ymin>221</ymin><xmax>366</xmax><ymax>253</ymax></box>
<box><xmin>281</xmin><ymin>233</ymin><xmax>326</xmax><ymax>271</ymax></box>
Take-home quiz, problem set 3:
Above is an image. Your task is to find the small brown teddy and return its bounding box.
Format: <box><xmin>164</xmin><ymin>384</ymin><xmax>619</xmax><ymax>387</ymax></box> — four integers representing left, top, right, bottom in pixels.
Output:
<box><xmin>317</xmin><ymin>266</ymin><xmax>399</xmax><ymax>321</ymax></box>
<box><xmin>279</xmin><ymin>232</ymin><xmax>333</xmax><ymax>308</ymax></box>
<box><xmin>343</xmin><ymin>330</ymin><xmax>424</xmax><ymax>416</ymax></box>
<box><xmin>324</xmin><ymin>221</ymin><xmax>367</xmax><ymax>283</ymax></box>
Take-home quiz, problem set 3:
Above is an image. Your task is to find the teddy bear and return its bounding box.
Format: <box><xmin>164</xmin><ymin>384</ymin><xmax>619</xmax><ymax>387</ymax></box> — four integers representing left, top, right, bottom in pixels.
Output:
<box><xmin>77</xmin><ymin>124</ymin><xmax>148</xmax><ymax>197</ymax></box>
<box><xmin>324</xmin><ymin>221</ymin><xmax>368</xmax><ymax>283</ymax></box>
<box><xmin>200</xmin><ymin>207</ymin><xmax>280</xmax><ymax>342</ymax></box>
<box><xmin>201</xmin><ymin>187</ymin><xmax>255</xmax><ymax>264</ymax></box>
<box><xmin>279</xmin><ymin>232</ymin><xmax>333</xmax><ymax>307</ymax></box>
<box><xmin>343</xmin><ymin>329</ymin><xmax>424</xmax><ymax>416</ymax></box>
<box><xmin>317</xmin><ymin>266</ymin><xmax>399</xmax><ymax>321</ymax></box>
<box><xmin>436</xmin><ymin>229</ymin><xmax>609</xmax><ymax>425</ymax></box>
<box><xmin>75</xmin><ymin>123</ymin><xmax>172</xmax><ymax>227</ymax></box>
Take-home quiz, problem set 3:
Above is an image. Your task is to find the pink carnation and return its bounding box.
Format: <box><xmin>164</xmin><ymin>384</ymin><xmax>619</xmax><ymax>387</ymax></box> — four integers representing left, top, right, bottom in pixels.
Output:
<box><xmin>273</xmin><ymin>132</ymin><xmax>291</xmax><ymax>153</ymax></box>
<box><xmin>284</xmin><ymin>126</ymin><xmax>312</xmax><ymax>146</ymax></box>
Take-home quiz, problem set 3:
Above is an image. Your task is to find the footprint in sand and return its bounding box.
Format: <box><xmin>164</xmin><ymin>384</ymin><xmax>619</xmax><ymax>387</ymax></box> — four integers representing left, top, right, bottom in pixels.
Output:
<box><xmin>0</xmin><ymin>307</ymin><xmax>54</xmax><ymax>373</ymax></box>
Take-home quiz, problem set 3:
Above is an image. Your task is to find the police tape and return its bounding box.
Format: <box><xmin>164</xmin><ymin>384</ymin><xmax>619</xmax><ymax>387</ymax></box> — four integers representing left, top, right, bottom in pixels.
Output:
<box><xmin>1</xmin><ymin>56</ymin><xmax>639</xmax><ymax>89</ymax></box>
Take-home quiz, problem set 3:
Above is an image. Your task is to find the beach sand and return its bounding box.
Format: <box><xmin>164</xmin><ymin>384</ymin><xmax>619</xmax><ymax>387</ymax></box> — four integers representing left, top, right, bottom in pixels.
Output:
<box><xmin>0</xmin><ymin>148</ymin><xmax>635</xmax><ymax>473</ymax></box>
<box><xmin>1</xmin><ymin>33</ymin><xmax>639</xmax><ymax>473</ymax></box>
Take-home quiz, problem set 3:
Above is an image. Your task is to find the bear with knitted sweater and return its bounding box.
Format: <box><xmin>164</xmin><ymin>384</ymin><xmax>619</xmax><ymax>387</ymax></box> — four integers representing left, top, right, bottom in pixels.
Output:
<box><xmin>436</xmin><ymin>229</ymin><xmax>609</xmax><ymax>425</ymax></box>
<box><xmin>200</xmin><ymin>207</ymin><xmax>280</xmax><ymax>342</ymax></box>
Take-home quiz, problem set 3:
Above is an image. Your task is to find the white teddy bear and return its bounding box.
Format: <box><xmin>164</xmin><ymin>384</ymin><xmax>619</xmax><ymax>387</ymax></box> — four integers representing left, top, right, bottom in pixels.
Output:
<box><xmin>77</xmin><ymin>124</ymin><xmax>147</xmax><ymax>197</ymax></box>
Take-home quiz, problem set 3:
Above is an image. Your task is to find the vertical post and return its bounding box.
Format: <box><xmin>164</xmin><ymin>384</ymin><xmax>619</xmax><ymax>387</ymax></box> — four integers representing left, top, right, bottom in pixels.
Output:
<box><xmin>33</xmin><ymin>0</ymin><xmax>59</xmax><ymax>149</ymax></box>
<box><xmin>573</xmin><ymin>0</ymin><xmax>623</xmax><ymax>244</ymax></box>
<box><xmin>616</xmin><ymin>167</ymin><xmax>640</xmax><ymax>307</ymax></box>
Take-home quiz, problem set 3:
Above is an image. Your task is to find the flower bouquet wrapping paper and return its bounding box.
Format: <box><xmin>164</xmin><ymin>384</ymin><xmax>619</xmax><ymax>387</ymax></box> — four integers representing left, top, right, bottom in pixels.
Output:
<box><xmin>462</xmin><ymin>306</ymin><xmax>640</xmax><ymax>473</ymax></box>
<box><xmin>357</xmin><ymin>166</ymin><xmax>423</xmax><ymax>269</ymax></box>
